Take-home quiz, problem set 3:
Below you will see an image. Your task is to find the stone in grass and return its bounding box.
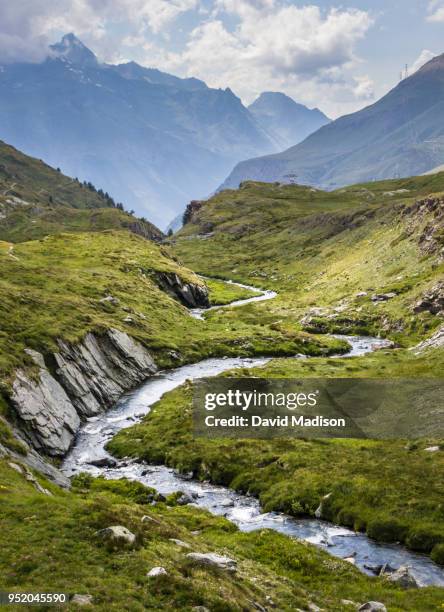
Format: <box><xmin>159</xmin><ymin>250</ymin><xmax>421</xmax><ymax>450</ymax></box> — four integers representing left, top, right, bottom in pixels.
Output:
<box><xmin>186</xmin><ymin>552</ymin><xmax>237</xmax><ymax>572</ymax></box>
<box><xmin>71</xmin><ymin>594</ymin><xmax>93</xmax><ymax>606</ymax></box>
<box><xmin>192</xmin><ymin>607</ymin><xmax>210</xmax><ymax>612</ymax></box>
<box><xmin>385</xmin><ymin>565</ymin><xmax>420</xmax><ymax>588</ymax></box>
<box><xmin>147</xmin><ymin>566</ymin><xmax>167</xmax><ymax>577</ymax></box>
<box><xmin>359</xmin><ymin>603</ymin><xmax>387</xmax><ymax>612</ymax></box>
<box><xmin>169</xmin><ymin>538</ymin><xmax>191</xmax><ymax>549</ymax></box>
<box><xmin>95</xmin><ymin>525</ymin><xmax>136</xmax><ymax>549</ymax></box>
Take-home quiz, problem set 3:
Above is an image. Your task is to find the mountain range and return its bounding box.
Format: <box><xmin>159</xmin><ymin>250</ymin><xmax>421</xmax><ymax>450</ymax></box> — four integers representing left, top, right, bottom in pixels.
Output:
<box><xmin>221</xmin><ymin>53</ymin><xmax>444</xmax><ymax>191</ymax></box>
<box><xmin>248</xmin><ymin>92</ymin><xmax>330</xmax><ymax>150</ymax></box>
<box><xmin>0</xmin><ymin>34</ymin><xmax>326</xmax><ymax>228</ymax></box>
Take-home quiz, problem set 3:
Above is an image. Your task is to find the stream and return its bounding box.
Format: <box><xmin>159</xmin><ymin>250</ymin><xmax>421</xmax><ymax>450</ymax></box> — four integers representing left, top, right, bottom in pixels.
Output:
<box><xmin>62</xmin><ymin>282</ymin><xmax>444</xmax><ymax>588</ymax></box>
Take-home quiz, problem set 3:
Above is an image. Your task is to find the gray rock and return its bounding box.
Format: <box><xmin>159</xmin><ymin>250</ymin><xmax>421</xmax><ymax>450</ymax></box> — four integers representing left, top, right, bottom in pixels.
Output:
<box><xmin>155</xmin><ymin>271</ymin><xmax>209</xmax><ymax>308</ymax></box>
<box><xmin>220</xmin><ymin>497</ymin><xmax>235</xmax><ymax>507</ymax></box>
<box><xmin>177</xmin><ymin>492</ymin><xmax>194</xmax><ymax>505</ymax></box>
<box><xmin>413</xmin><ymin>282</ymin><xmax>444</xmax><ymax>315</ymax></box>
<box><xmin>186</xmin><ymin>552</ymin><xmax>237</xmax><ymax>572</ymax></box>
<box><xmin>88</xmin><ymin>457</ymin><xmax>117</xmax><ymax>468</ymax></box>
<box><xmin>71</xmin><ymin>594</ymin><xmax>93</xmax><ymax>606</ymax></box>
<box><xmin>95</xmin><ymin>525</ymin><xmax>136</xmax><ymax>549</ymax></box>
<box><xmin>169</xmin><ymin>538</ymin><xmax>191</xmax><ymax>548</ymax></box>
<box><xmin>147</xmin><ymin>566</ymin><xmax>167</xmax><ymax>577</ymax></box>
<box><xmin>385</xmin><ymin>565</ymin><xmax>419</xmax><ymax>588</ymax></box>
<box><xmin>99</xmin><ymin>295</ymin><xmax>119</xmax><ymax>305</ymax></box>
<box><xmin>358</xmin><ymin>603</ymin><xmax>387</xmax><ymax>612</ymax></box>
<box><xmin>11</xmin><ymin>362</ymin><xmax>80</xmax><ymax>456</ymax></box>
<box><xmin>54</xmin><ymin>328</ymin><xmax>157</xmax><ymax>418</ymax></box>
<box><xmin>192</xmin><ymin>607</ymin><xmax>210</xmax><ymax>612</ymax></box>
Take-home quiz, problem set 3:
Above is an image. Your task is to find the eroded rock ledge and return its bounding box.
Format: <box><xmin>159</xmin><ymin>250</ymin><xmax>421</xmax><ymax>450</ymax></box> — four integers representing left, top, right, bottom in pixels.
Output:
<box><xmin>10</xmin><ymin>329</ymin><xmax>157</xmax><ymax>457</ymax></box>
<box><xmin>155</xmin><ymin>271</ymin><xmax>209</xmax><ymax>308</ymax></box>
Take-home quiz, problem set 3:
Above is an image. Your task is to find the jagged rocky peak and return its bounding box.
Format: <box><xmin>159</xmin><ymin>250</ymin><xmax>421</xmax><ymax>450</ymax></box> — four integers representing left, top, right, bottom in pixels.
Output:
<box><xmin>50</xmin><ymin>33</ymin><xmax>98</xmax><ymax>67</ymax></box>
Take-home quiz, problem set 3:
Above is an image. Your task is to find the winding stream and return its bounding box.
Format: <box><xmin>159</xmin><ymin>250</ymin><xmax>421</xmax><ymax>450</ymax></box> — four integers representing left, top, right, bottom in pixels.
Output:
<box><xmin>62</xmin><ymin>283</ymin><xmax>444</xmax><ymax>588</ymax></box>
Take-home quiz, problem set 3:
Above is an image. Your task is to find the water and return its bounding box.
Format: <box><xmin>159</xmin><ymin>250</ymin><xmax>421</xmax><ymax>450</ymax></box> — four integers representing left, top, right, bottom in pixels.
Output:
<box><xmin>62</xmin><ymin>282</ymin><xmax>444</xmax><ymax>587</ymax></box>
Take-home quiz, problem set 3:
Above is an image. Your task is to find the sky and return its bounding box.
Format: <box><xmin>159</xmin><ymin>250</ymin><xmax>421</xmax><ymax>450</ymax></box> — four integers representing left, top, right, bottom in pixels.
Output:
<box><xmin>0</xmin><ymin>0</ymin><xmax>443</xmax><ymax>118</ymax></box>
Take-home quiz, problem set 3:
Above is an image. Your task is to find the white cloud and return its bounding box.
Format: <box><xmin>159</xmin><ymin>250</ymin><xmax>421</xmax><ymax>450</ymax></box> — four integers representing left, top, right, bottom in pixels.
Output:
<box><xmin>353</xmin><ymin>75</ymin><xmax>374</xmax><ymax>100</ymax></box>
<box><xmin>158</xmin><ymin>3</ymin><xmax>373</xmax><ymax>115</ymax></box>
<box><xmin>411</xmin><ymin>49</ymin><xmax>436</xmax><ymax>73</ymax></box>
<box><xmin>0</xmin><ymin>0</ymin><xmax>197</xmax><ymax>63</ymax></box>
<box><xmin>427</xmin><ymin>0</ymin><xmax>444</xmax><ymax>22</ymax></box>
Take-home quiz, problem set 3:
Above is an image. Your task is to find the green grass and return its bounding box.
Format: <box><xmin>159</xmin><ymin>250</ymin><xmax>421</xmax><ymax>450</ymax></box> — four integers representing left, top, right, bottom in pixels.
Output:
<box><xmin>173</xmin><ymin>178</ymin><xmax>444</xmax><ymax>345</ymax></box>
<box><xmin>107</xmin><ymin>378</ymin><xmax>444</xmax><ymax>563</ymax></box>
<box><xmin>205</xmin><ymin>278</ymin><xmax>258</xmax><ymax>306</ymax></box>
<box><xmin>0</xmin><ymin>230</ymin><xmax>345</xmax><ymax>387</ymax></box>
<box><xmin>1</xmin><ymin>460</ymin><xmax>442</xmax><ymax>611</ymax></box>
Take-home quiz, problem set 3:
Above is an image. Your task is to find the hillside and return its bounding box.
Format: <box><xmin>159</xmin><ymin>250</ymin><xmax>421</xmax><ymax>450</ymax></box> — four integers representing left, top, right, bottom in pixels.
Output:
<box><xmin>248</xmin><ymin>92</ymin><xmax>330</xmax><ymax>150</ymax></box>
<box><xmin>0</xmin><ymin>139</ymin><xmax>162</xmax><ymax>242</ymax></box>
<box><xmin>221</xmin><ymin>53</ymin><xmax>444</xmax><ymax>191</ymax></box>
<box><xmin>174</xmin><ymin>173</ymin><xmax>444</xmax><ymax>346</ymax></box>
<box><xmin>0</xmin><ymin>34</ymin><xmax>277</xmax><ymax>227</ymax></box>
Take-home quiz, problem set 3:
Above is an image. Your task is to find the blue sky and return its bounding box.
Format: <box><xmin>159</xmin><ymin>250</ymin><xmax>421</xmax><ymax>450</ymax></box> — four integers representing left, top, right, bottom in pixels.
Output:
<box><xmin>1</xmin><ymin>1</ymin><xmax>443</xmax><ymax>117</ymax></box>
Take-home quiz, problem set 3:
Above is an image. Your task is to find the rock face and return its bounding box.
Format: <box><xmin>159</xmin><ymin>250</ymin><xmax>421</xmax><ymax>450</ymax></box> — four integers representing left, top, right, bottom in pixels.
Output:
<box><xmin>10</xmin><ymin>329</ymin><xmax>157</xmax><ymax>456</ymax></box>
<box><xmin>54</xmin><ymin>328</ymin><xmax>157</xmax><ymax>417</ymax></box>
<box><xmin>11</xmin><ymin>365</ymin><xmax>80</xmax><ymax>456</ymax></box>
<box><xmin>155</xmin><ymin>272</ymin><xmax>209</xmax><ymax>308</ymax></box>
<box><xmin>185</xmin><ymin>552</ymin><xmax>237</xmax><ymax>572</ymax></box>
<box><xmin>413</xmin><ymin>282</ymin><xmax>444</xmax><ymax>315</ymax></box>
<box><xmin>413</xmin><ymin>326</ymin><xmax>444</xmax><ymax>352</ymax></box>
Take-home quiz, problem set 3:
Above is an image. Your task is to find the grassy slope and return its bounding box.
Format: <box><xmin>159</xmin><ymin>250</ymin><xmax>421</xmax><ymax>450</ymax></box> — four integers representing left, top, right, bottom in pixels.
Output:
<box><xmin>0</xmin><ymin>139</ymin><xmax>162</xmax><ymax>242</ymax></box>
<box><xmin>0</xmin><ymin>230</ymin><xmax>343</xmax><ymax>381</ymax></box>
<box><xmin>1</xmin><ymin>460</ymin><xmax>442</xmax><ymax>611</ymax></box>
<box><xmin>173</xmin><ymin>176</ymin><xmax>444</xmax><ymax>344</ymax></box>
<box><xmin>105</xmin><ymin>175</ymin><xmax>444</xmax><ymax>567</ymax></box>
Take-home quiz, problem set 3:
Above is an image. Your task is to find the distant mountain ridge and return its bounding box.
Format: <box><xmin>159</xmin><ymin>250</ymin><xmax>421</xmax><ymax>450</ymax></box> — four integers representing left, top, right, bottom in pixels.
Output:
<box><xmin>221</xmin><ymin>53</ymin><xmax>444</xmax><ymax>192</ymax></box>
<box><xmin>0</xmin><ymin>34</ymin><xmax>276</xmax><ymax>227</ymax></box>
<box><xmin>248</xmin><ymin>92</ymin><xmax>330</xmax><ymax>150</ymax></box>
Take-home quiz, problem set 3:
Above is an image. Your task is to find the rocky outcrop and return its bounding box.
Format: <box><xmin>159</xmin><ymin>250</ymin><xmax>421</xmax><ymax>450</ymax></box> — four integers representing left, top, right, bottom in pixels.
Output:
<box><xmin>413</xmin><ymin>326</ymin><xmax>444</xmax><ymax>352</ymax></box>
<box><xmin>413</xmin><ymin>282</ymin><xmax>444</xmax><ymax>315</ymax></box>
<box><xmin>155</xmin><ymin>272</ymin><xmax>209</xmax><ymax>308</ymax></box>
<box><xmin>10</xmin><ymin>329</ymin><xmax>157</xmax><ymax>456</ymax></box>
<box><xmin>54</xmin><ymin>328</ymin><xmax>157</xmax><ymax>417</ymax></box>
<box><xmin>385</xmin><ymin>565</ymin><xmax>420</xmax><ymax>588</ymax></box>
<box><xmin>11</xmin><ymin>362</ymin><xmax>80</xmax><ymax>456</ymax></box>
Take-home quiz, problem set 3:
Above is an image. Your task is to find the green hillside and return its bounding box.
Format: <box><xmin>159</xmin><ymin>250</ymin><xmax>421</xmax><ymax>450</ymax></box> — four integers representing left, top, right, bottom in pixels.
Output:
<box><xmin>0</xmin><ymin>140</ymin><xmax>162</xmax><ymax>242</ymax></box>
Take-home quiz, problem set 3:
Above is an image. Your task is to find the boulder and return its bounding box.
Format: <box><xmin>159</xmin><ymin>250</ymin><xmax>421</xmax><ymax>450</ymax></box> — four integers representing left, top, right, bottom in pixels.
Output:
<box><xmin>71</xmin><ymin>594</ymin><xmax>93</xmax><ymax>606</ymax></box>
<box><xmin>385</xmin><ymin>565</ymin><xmax>419</xmax><ymax>588</ymax></box>
<box><xmin>177</xmin><ymin>492</ymin><xmax>194</xmax><ymax>506</ymax></box>
<box><xmin>155</xmin><ymin>271</ymin><xmax>209</xmax><ymax>308</ymax></box>
<box><xmin>95</xmin><ymin>525</ymin><xmax>136</xmax><ymax>549</ymax></box>
<box><xmin>358</xmin><ymin>603</ymin><xmax>387</xmax><ymax>612</ymax></box>
<box><xmin>147</xmin><ymin>566</ymin><xmax>167</xmax><ymax>577</ymax></box>
<box><xmin>88</xmin><ymin>457</ymin><xmax>117</xmax><ymax>468</ymax></box>
<box><xmin>186</xmin><ymin>552</ymin><xmax>237</xmax><ymax>572</ymax></box>
<box><xmin>169</xmin><ymin>538</ymin><xmax>191</xmax><ymax>548</ymax></box>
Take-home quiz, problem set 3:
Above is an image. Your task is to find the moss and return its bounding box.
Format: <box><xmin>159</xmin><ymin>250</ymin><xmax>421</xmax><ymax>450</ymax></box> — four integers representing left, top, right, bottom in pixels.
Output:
<box><xmin>431</xmin><ymin>544</ymin><xmax>444</xmax><ymax>565</ymax></box>
<box><xmin>366</xmin><ymin>519</ymin><xmax>409</xmax><ymax>543</ymax></box>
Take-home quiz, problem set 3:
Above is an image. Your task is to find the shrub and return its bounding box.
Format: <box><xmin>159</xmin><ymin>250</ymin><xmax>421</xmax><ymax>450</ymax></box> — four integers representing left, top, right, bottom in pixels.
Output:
<box><xmin>366</xmin><ymin>518</ymin><xmax>408</xmax><ymax>543</ymax></box>
<box><xmin>431</xmin><ymin>543</ymin><xmax>444</xmax><ymax>565</ymax></box>
<box><xmin>407</xmin><ymin>528</ymin><xmax>444</xmax><ymax>553</ymax></box>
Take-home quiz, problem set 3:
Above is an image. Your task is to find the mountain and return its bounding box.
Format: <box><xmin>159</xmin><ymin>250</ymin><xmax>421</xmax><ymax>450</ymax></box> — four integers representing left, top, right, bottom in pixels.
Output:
<box><xmin>0</xmin><ymin>139</ymin><xmax>162</xmax><ymax>242</ymax></box>
<box><xmin>0</xmin><ymin>33</ymin><xmax>276</xmax><ymax>228</ymax></box>
<box><xmin>248</xmin><ymin>92</ymin><xmax>330</xmax><ymax>150</ymax></box>
<box><xmin>221</xmin><ymin>53</ymin><xmax>444</xmax><ymax>191</ymax></box>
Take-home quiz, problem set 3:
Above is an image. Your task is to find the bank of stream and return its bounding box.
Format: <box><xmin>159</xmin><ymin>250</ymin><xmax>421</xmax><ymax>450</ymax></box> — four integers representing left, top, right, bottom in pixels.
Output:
<box><xmin>62</xmin><ymin>282</ymin><xmax>444</xmax><ymax>587</ymax></box>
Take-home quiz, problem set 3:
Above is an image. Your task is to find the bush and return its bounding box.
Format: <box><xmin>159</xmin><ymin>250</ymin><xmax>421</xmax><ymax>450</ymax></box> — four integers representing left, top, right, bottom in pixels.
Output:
<box><xmin>431</xmin><ymin>543</ymin><xmax>444</xmax><ymax>565</ymax></box>
<box><xmin>407</xmin><ymin>528</ymin><xmax>444</xmax><ymax>553</ymax></box>
<box><xmin>366</xmin><ymin>518</ymin><xmax>408</xmax><ymax>543</ymax></box>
